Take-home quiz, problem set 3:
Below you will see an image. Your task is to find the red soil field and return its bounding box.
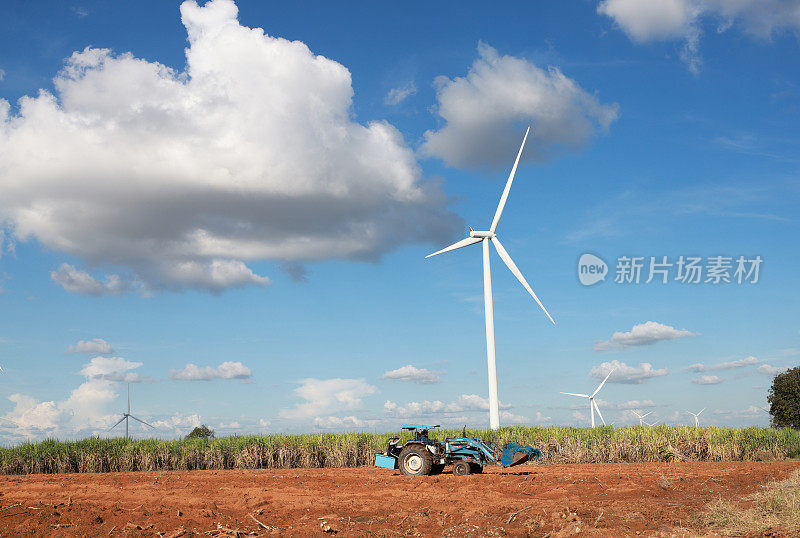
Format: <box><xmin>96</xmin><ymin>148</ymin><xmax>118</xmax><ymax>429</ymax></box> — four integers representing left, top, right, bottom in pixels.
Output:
<box><xmin>0</xmin><ymin>461</ymin><xmax>798</xmax><ymax>536</ymax></box>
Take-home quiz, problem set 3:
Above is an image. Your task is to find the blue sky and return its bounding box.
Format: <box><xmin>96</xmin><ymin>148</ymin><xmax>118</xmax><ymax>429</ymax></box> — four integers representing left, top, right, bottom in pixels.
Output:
<box><xmin>0</xmin><ymin>0</ymin><xmax>798</xmax><ymax>441</ymax></box>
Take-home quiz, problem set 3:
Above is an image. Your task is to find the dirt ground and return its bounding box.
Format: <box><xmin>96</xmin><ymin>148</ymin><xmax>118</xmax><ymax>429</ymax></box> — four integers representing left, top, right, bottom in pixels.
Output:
<box><xmin>0</xmin><ymin>461</ymin><xmax>798</xmax><ymax>537</ymax></box>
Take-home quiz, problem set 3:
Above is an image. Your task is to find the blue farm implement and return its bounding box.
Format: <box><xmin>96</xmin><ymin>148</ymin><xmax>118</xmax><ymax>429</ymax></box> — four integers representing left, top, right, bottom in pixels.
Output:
<box><xmin>374</xmin><ymin>425</ymin><xmax>541</xmax><ymax>476</ymax></box>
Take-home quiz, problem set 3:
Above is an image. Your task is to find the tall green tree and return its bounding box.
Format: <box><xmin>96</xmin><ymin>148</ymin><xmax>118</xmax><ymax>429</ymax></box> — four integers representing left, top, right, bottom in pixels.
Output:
<box><xmin>186</xmin><ymin>424</ymin><xmax>215</xmax><ymax>439</ymax></box>
<box><xmin>767</xmin><ymin>366</ymin><xmax>800</xmax><ymax>428</ymax></box>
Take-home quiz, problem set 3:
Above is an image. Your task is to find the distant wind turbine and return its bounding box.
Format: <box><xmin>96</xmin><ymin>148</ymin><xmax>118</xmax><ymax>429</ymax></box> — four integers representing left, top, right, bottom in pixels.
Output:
<box><xmin>425</xmin><ymin>126</ymin><xmax>555</xmax><ymax>430</ymax></box>
<box><xmin>110</xmin><ymin>384</ymin><xmax>155</xmax><ymax>439</ymax></box>
<box><xmin>560</xmin><ymin>368</ymin><xmax>616</xmax><ymax>427</ymax></box>
<box><xmin>686</xmin><ymin>408</ymin><xmax>705</xmax><ymax>428</ymax></box>
<box><xmin>644</xmin><ymin>420</ymin><xmax>659</xmax><ymax>427</ymax></box>
<box><xmin>632</xmin><ymin>410</ymin><xmax>652</xmax><ymax>426</ymax></box>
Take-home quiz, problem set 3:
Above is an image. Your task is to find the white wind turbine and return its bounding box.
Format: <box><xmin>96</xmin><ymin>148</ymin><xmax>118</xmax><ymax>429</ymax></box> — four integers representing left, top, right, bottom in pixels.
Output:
<box><xmin>110</xmin><ymin>384</ymin><xmax>155</xmax><ymax>439</ymax></box>
<box><xmin>632</xmin><ymin>410</ymin><xmax>652</xmax><ymax>426</ymax></box>
<box><xmin>560</xmin><ymin>368</ymin><xmax>616</xmax><ymax>427</ymax></box>
<box><xmin>425</xmin><ymin>126</ymin><xmax>554</xmax><ymax>430</ymax></box>
<box><xmin>686</xmin><ymin>408</ymin><xmax>705</xmax><ymax>428</ymax></box>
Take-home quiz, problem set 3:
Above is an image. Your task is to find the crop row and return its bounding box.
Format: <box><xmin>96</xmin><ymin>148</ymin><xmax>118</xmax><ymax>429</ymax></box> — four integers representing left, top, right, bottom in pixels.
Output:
<box><xmin>0</xmin><ymin>425</ymin><xmax>797</xmax><ymax>474</ymax></box>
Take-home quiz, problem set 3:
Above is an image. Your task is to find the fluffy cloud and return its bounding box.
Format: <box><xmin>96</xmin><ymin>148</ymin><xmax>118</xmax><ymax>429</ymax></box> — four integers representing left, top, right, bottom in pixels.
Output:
<box><xmin>0</xmin><ymin>0</ymin><xmax>459</xmax><ymax>294</ymax></box>
<box><xmin>684</xmin><ymin>356</ymin><xmax>759</xmax><ymax>372</ymax></box>
<box><xmin>534</xmin><ymin>411</ymin><xmax>552</xmax><ymax>423</ymax></box>
<box><xmin>758</xmin><ymin>364</ymin><xmax>789</xmax><ymax>376</ymax></box>
<box><xmin>2</xmin><ymin>356</ymin><xmax>145</xmax><ymax>438</ymax></box>
<box><xmin>151</xmin><ymin>412</ymin><xmax>202</xmax><ymax>434</ymax></box>
<box><xmin>67</xmin><ymin>338</ymin><xmax>114</xmax><ymax>355</ymax></box>
<box><xmin>384</xmin><ymin>82</ymin><xmax>417</xmax><ymax>105</ymax></box>
<box><xmin>594</xmin><ymin>321</ymin><xmax>696</xmax><ymax>350</ymax></box>
<box><xmin>598</xmin><ymin>0</ymin><xmax>800</xmax><ymax>73</ymax></box>
<box><xmin>313</xmin><ymin>415</ymin><xmax>370</xmax><ymax>429</ymax></box>
<box><xmin>590</xmin><ymin>360</ymin><xmax>669</xmax><ymax>384</ymax></box>
<box><xmin>169</xmin><ymin>361</ymin><xmax>252</xmax><ymax>381</ymax></box>
<box><xmin>692</xmin><ymin>375</ymin><xmax>723</xmax><ymax>385</ymax></box>
<box><xmin>595</xmin><ymin>399</ymin><xmax>658</xmax><ymax>410</ymax></box>
<box><xmin>381</xmin><ymin>365</ymin><xmax>441</xmax><ymax>385</ymax></box>
<box><xmin>280</xmin><ymin>378</ymin><xmax>377</xmax><ymax>421</ymax></box>
<box><xmin>383</xmin><ymin>394</ymin><xmax>512</xmax><ymax>418</ymax></box>
<box><xmin>598</xmin><ymin>0</ymin><xmax>697</xmax><ymax>42</ymax></box>
<box><xmin>81</xmin><ymin>356</ymin><xmax>144</xmax><ymax>382</ymax></box>
<box><xmin>51</xmin><ymin>264</ymin><xmax>134</xmax><ymax>296</ymax></box>
<box><xmin>421</xmin><ymin>42</ymin><xmax>618</xmax><ymax>169</ymax></box>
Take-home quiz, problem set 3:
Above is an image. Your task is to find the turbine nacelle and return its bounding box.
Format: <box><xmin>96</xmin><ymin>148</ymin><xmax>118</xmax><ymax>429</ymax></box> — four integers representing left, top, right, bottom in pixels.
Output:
<box><xmin>469</xmin><ymin>230</ymin><xmax>495</xmax><ymax>239</ymax></box>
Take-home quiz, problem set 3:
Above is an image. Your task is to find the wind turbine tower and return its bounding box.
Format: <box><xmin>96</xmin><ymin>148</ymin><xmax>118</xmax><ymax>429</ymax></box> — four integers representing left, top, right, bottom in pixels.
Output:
<box><xmin>110</xmin><ymin>384</ymin><xmax>155</xmax><ymax>439</ymax></box>
<box><xmin>687</xmin><ymin>408</ymin><xmax>705</xmax><ymax>428</ymax></box>
<box><xmin>560</xmin><ymin>368</ymin><xmax>616</xmax><ymax>427</ymax></box>
<box><xmin>632</xmin><ymin>410</ymin><xmax>652</xmax><ymax>426</ymax></box>
<box><xmin>425</xmin><ymin>126</ymin><xmax>555</xmax><ymax>430</ymax></box>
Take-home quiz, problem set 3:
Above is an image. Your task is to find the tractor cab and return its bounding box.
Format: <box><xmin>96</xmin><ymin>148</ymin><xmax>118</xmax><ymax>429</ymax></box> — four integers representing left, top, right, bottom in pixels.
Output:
<box><xmin>401</xmin><ymin>424</ymin><xmax>440</xmax><ymax>445</ymax></box>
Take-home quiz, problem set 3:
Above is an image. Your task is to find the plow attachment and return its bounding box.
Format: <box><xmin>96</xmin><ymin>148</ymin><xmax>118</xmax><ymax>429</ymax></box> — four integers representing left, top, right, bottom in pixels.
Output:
<box><xmin>501</xmin><ymin>442</ymin><xmax>542</xmax><ymax>467</ymax></box>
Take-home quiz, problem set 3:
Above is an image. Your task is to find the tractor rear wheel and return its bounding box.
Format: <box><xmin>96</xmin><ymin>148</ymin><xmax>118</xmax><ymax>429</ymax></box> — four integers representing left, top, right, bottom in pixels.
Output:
<box><xmin>398</xmin><ymin>445</ymin><xmax>433</xmax><ymax>476</ymax></box>
<box><xmin>453</xmin><ymin>461</ymin><xmax>471</xmax><ymax>476</ymax></box>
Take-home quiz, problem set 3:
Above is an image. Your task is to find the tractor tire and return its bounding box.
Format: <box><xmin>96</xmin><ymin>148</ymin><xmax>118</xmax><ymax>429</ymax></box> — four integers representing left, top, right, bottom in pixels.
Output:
<box><xmin>469</xmin><ymin>463</ymin><xmax>483</xmax><ymax>474</ymax></box>
<box><xmin>398</xmin><ymin>445</ymin><xmax>433</xmax><ymax>476</ymax></box>
<box><xmin>453</xmin><ymin>461</ymin><xmax>471</xmax><ymax>476</ymax></box>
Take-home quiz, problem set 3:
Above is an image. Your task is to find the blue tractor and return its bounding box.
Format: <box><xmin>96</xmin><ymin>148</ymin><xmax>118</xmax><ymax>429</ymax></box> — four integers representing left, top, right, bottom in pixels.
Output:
<box><xmin>374</xmin><ymin>425</ymin><xmax>541</xmax><ymax>476</ymax></box>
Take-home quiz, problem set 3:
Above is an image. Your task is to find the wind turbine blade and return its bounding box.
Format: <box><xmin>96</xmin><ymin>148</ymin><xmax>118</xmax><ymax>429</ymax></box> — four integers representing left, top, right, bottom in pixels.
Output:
<box><xmin>560</xmin><ymin>392</ymin><xmax>590</xmax><ymax>398</ymax></box>
<box><xmin>642</xmin><ymin>411</ymin><xmax>652</xmax><ymax>418</ymax></box>
<box><xmin>593</xmin><ymin>399</ymin><xmax>606</xmax><ymax>426</ymax></box>
<box><xmin>698</xmin><ymin>408</ymin><xmax>705</xmax><ymax>416</ymax></box>
<box><xmin>425</xmin><ymin>237</ymin><xmax>481</xmax><ymax>259</ymax></box>
<box><xmin>632</xmin><ymin>411</ymin><xmax>642</xmax><ymax>419</ymax></box>
<box><xmin>490</xmin><ymin>126</ymin><xmax>530</xmax><ymax>233</ymax></box>
<box><xmin>127</xmin><ymin>384</ymin><xmax>130</xmax><ymax>414</ymax></box>
<box><xmin>490</xmin><ymin>237</ymin><xmax>555</xmax><ymax>324</ymax></box>
<box><xmin>129</xmin><ymin>415</ymin><xmax>156</xmax><ymax>429</ymax></box>
<box><xmin>109</xmin><ymin>416</ymin><xmax>126</xmax><ymax>430</ymax></box>
<box><xmin>591</xmin><ymin>367</ymin><xmax>616</xmax><ymax>398</ymax></box>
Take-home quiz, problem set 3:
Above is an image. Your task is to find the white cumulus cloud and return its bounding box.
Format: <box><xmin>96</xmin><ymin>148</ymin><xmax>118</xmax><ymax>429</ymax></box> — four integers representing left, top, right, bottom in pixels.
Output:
<box><xmin>151</xmin><ymin>412</ymin><xmax>203</xmax><ymax>433</ymax></box>
<box><xmin>758</xmin><ymin>364</ymin><xmax>789</xmax><ymax>376</ymax></box>
<box><xmin>684</xmin><ymin>355</ymin><xmax>759</xmax><ymax>372</ymax></box>
<box><xmin>2</xmin><ymin>356</ymin><xmax>146</xmax><ymax>438</ymax></box>
<box><xmin>169</xmin><ymin>361</ymin><xmax>252</xmax><ymax>381</ymax></box>
<box><xmin>384</xmin><ymin>82</ymin><xmax>417</xmax><ymax>105</ymax></box>
<box><xmin>590</xmin><ymin>359</ymin><xmax>669</xmax><ymax>384</ymax></box>
<box><xmin>67</xmin><ymin>338</ymin><xmax>114</xmax><ymax>355</ymax></box>
<box><xmin>381</xmin><ymin>365</ymin><xmax>441</xmax><ymax>384</ymax></box>
<box><xmin>598</xmin><ymin>0</ymin><xmax>800</xmax><ymax>73</ymax></box>
<box><xmin>280</xmin><ymin>378</ymin><xmax>377</xmax><ymax>421</ymax></box>
<box><xmin>383</xmin><ymin>394</ymin><xmax>512</xmax><ymax>418</ymax></box>
<box><xmin>692</xmin><ymin>375</ymin><xmax>723</xmax><ymax>385</ymax></box>
<box><xmin>594</xmin><ymin>321</ymin><xmax>696</xmax><ymax>350</ymax></box>
<box><xmin>51</xmin><ymin>264</ymin><xmax>134</xmax><ymax>296</ymax></box>
<box><xmin>313</xmin><ymin>415</ymin><xmax>369</xmax><ymax>429</ymax></box>
<box><xmin>0</xmin><ymin>0</ymin><xmax>459</xmax><ymax>294</ymax></box>
<box><xmin>421</xmin><ymin>42</ymin><xmax>618</xmax><ymax>169</ymax></box>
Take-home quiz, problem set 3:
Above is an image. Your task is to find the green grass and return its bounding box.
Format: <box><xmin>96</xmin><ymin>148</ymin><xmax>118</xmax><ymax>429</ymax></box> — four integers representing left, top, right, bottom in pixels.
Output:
<box><xmin>1</xmin><ymin>426</ymin><xmax>798</xmax><ymax>474</ymax></box>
